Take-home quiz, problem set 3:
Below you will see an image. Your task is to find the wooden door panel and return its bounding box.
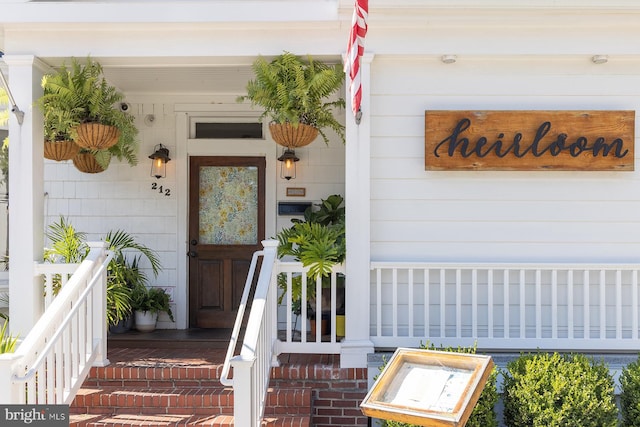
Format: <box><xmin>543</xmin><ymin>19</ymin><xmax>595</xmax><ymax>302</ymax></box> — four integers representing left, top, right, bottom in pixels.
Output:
<box><xmin>188</xmin><ymin>156</ymin><xmax>265</xmax><ymax>329</ymax></box>
<box><xmin>198</xmin><ymin>260</ymin><xmax>223</xmax><ymax>310</ymax></box>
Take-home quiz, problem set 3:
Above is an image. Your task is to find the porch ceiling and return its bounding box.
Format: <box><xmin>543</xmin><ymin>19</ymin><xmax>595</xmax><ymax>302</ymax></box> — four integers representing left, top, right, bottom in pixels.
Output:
<box><xmin>38</xmin><ymin>56</ymin><xmax>260</xmax><ymax>95</ymax></box>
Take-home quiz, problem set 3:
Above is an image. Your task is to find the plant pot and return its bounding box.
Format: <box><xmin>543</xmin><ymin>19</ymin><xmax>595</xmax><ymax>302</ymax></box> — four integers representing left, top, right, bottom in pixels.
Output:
<box><xmin>74</xmin><ymin>123</ymin><xmax>120</xmax><ymax>150</ymax></box>
<box><xmin>73</xmin><ymin>152</ymin><xmax>106</xmax><ymax>174</ymax></box>
<box><xmin>109</xmin><ymin>314</ymin><xmax>133</xmax><ymax>334</ymax></box>
<box><xmin>134</xmin><ymin>310</ymin><xmax>158</xmax><ymax>332</ymax></box>
<box><xmin>269</xmin><ymin>122</ymin><xmax>318</xmax><ymax>148</ymax></box>
<box><xmin>336</xmin><ymin>314</ymin><xmax>345</xmax><ymax>337</ymax></box>
<box><xmin>44</xmin><ymin>140</ymin><xmax>80</xmax><ymax>161</ymax></box>
<box><xmin>310</xmin><ymin>317</ymin><xmax>329</xmax><ymax>337</ymax></box>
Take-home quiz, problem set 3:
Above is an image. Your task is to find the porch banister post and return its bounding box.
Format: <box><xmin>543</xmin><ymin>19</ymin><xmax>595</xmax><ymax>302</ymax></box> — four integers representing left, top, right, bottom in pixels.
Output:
<box><xmin>341</xmin><ymin>52</ymin><xmax>375</xmax><ymax>369</ymax></box>
<box><xmin>5</xmin><ymin>55</ymin><xmax>46</xmax><ymax>339</ymax></box>
<box><xmin>89</xmin><ymin>241</ymin><xmax>110</xmax><ymax>367</ymax></box>
<box><xmin>0</xmin><ymin>353</ymin><xmax>21</xmax><ymax>403</ymax></box>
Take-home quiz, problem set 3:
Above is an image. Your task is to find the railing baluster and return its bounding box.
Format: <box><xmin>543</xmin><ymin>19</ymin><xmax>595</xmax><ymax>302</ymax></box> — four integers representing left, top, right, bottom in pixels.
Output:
<box><xmin>504</xmin><ymin>269</ymin><xmax>510</xmax><ymax>339</ymax></box>
<box><xmin>408</xmin><ymin>269</ymin><xmax>414</xmax><ymax>337</ymax></box>
<box><xmin>315</xmin><ymin>275</ymin><xmax>322</xmax><ymax>343</ymax></box>
<box><xmin>634</xmin><ymin>270</ymin><xmax>639</xmax><ymax>340</ymax></box>
<box><xmin>520</xmin><ymin>270</ymin><xmax>525</xmax><ymax>339</ymax></box>
<box><xmin>472</xmin><ymin>269</ymin><xmax>477</xmax><ymax>338</ymax></box>
<box><xmin>552</xmin><ymin>270</ymin><xmax>557</xmax><ymax>339</ymax></box>
<box><xmin>535</xmin><ymin>269</ymin><xmax>541</xmax><ymax>339</ymax></box>
<box><xmin>616</xmin><ymin>270</ymin><xmax>622</xmax><ymax>339</ymax></box>
<box><xmin>392</xmin><ymin>268</ymin><xmax>398</xmax><ymax>338</ymax></box>
<box><xmin>440</xmin><ymin>269</ymin><xmax>445</xmax><ymax>337</ymax></box>
<box><xmin>424</xmin><ymin>269</ymin><xmax>429</xmax><ymax>337</ymax></box>
<box><xmin>488</xmin><ymin>269</ymin><xmax>494</xmax><ymax>339</ymax></box>
<box><xmin>568</xmin><ymin>270</ymin><xmax>574</xmax><ymax>339</ymax></box>
<box><xmin>456</xmin><ymin>269</ymin><xmax>461</xmax><ymax>338</ymax></box>
<box><xmin>376</xmin><ymin>268</ymin><xmax>382</xmax><ymax>338</ymax></box>
<box><xmin>600</xmin><ymin>269</ymin><xmax>606</xmax><ymax>339</ymax></box>
<box><xmin>584</xmin><ymin>270</ymin><xmax>590</xmax><ymax>339</ymax></box>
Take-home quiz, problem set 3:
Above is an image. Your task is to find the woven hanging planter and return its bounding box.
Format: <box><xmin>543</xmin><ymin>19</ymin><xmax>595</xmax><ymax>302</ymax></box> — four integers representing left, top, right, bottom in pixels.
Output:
<box><xmin>74</xmin><ymin>123</ymin><xmax>120</xmax><ymax>150</ymax></box>
<box><xmin>269</xmin><ymin>122</ymin><xmax>319</xmax><ymax>148</ymax></box>
<box><xmin>44</xmin><ymin>140</ymin><xmax>80</xmax><ymax>162</ymax></box>
<box><xmin>73</xmin><ymin>152</ymin><xmax>106</xmax><ymax>174</ymax></box>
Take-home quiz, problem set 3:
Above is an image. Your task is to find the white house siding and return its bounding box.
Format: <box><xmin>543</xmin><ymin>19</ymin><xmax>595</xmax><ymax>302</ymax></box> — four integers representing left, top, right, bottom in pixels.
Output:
<box><xmin>369</xmin><ymin>58</ymin><xmax>640</xmax><ymax>263</ymax></box>
<box><xmin>43</xmin><ymin>93</ymin><xmax>345</xmax><ymax>329</ymax></box>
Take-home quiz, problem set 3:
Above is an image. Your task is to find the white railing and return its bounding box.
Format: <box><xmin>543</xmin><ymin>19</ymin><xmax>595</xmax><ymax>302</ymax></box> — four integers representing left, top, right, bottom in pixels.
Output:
<box><xmin>277</xmin><ymin>262</ymin><xmax>345</xmax><ymax>354</ymax></box>
<box><xmin>35</xmin><ymin>263</ymin><xmax>79</xmax><ymax>310</ymax></box>
<box><xmin>0</xmin><ymin>242</ymin><xmax>112</xmax><ymax>404</ymax></box>
<box><xmin>371</xmin><ymin>262</ymin><xmax>640</xmax><ymax>351</ymax></box>
<box><xmin>222</xmin><ymin>240</ymin><xmax>279</xmax><ymax>427</ymax></box>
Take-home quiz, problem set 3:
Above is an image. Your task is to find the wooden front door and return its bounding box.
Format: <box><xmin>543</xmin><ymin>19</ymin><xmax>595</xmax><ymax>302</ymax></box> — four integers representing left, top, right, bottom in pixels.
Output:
<box><xmin>188</xmin><ymin>156</ymin><xmax>265</xmax><ymax>328</ymax></box>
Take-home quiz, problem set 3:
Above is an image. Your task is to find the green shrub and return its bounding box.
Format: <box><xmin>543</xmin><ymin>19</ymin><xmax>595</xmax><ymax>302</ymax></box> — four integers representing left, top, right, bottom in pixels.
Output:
<box><xmin>379</xmin><ymin>342</ymin><xmax>499</xmax><ymax>427</ymax></box>
<box><xmin>621</xmin><ymin>355</ymin><xmax>640</xmax><ymax>426</ymax></box>
<box><xmin>503</xmin><ymin>353</ymin><xmax>617</xmax><ymax>427</ymax></box>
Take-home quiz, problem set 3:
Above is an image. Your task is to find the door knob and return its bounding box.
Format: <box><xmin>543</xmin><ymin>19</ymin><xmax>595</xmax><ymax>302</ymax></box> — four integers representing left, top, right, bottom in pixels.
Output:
<box><xmin>190</xmin><ymin>239</ymin><xmax>198</xmax><ymax>246</ymax></box>
<box><xmin>187</xmin><ymin>251</ymin><xmax>198</xmax><ymax>258</ymax></box>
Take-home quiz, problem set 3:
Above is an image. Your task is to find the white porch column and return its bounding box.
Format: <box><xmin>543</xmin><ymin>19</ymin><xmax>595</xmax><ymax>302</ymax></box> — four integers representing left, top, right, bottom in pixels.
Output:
<box><xmin>341</xmin><ymin>53</ymin><xmax>375</xmax><ymax>368</ymax></box>
<box><xmin>5</xmin><ymin>55</ymin><xmax>46</xmax><ymax>338</ymax></box>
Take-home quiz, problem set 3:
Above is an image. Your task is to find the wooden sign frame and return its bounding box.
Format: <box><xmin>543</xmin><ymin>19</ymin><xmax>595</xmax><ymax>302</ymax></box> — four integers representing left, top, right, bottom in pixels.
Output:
<box><xmin>425</xmin><ymin>110</ymin><xmax>635</xmax><ymax>171</ymax></box>
<box><xmin>361</xmin><ymin>348</ymin><xmax>494</xmax><ymax>427</ymax></box>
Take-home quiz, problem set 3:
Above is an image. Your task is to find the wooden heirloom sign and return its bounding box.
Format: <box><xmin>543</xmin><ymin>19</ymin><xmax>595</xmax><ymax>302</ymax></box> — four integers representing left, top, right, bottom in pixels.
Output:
<box><xmin>424</xmin><ymin>110</ymin><xmax>635</xmax><ymax>171</ymax></box>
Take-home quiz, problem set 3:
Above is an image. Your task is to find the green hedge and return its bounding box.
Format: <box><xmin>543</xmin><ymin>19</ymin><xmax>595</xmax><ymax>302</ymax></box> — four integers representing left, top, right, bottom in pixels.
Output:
<box><xmin>621</xmin><ymin>356</ymin><xmax>640</xmax><ymax>427</ymax></box>
<box><xmin>502</xmin><ymin>353</ymin><xmax>617</xmax><ymax>427</ymax></box>
<box><xmin>379</xmin><ymin>343</ymin><xmax>499</xmax><ymax>427</ymax></box>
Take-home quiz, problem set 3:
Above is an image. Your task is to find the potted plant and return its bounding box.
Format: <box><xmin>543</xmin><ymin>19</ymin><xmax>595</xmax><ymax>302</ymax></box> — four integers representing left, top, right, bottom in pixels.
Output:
<box><xmin>41</xmin><ymin>107</ymin><xmax>80</xmax><ymax>162</ymax></box>
<box><xmin>37</xmin><ymin>57</ymin><xmax>139</xmax><ymax>171</ymax></box>
<box><xmin>44</xmin><ymin>216</ymin><xmax>163</xmax><ymax>328</ymax></box>
<box><xmin>277</xmin><ymin>194</ymin><xmax>346</xmax><ymax>335</ymax></box>
<box><xmin>237</xmin><ymin>51</ymin><xmax>345</xmax><ymax>148</ymax></box>
<box><xmin>130</xmin><ymin>284</ymin><xmax>174</xmax><ymax>332</ymax></box>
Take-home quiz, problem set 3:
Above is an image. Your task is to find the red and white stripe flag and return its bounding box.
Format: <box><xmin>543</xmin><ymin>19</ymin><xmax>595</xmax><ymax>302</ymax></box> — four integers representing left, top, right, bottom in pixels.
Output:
<box><xmin>344</xmin><ymin>0</ymin><xmax>368</xmax><ymax>124</ymax></box>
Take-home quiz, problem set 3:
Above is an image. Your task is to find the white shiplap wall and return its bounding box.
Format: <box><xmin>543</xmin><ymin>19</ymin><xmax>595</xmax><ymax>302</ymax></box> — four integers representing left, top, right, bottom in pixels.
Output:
<box><xmin>43</xmin><ymin>95</ymin><xmax>345</xmax><ymax>329</ymax></box>
<box><xmin>369</xmin><ymin>56</ymin><xmax>640</xmax><ymax>263</ymax></box>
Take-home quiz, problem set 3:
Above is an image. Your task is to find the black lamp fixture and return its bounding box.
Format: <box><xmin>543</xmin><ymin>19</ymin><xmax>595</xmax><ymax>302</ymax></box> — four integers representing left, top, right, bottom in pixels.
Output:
<box><xmin>149</xmin><ymin>144</ymin><xmax>171</xmax><ymax>179</ymax></box>
<box><xmin>277</xmin><ymin>148</ymin><xmax>299</xmax><ymax>180</ymax></box>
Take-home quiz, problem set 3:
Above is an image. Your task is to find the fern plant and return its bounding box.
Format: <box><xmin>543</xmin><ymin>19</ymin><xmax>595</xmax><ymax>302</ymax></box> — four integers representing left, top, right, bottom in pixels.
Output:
<box><xmin>277</xmin><ymin>195</ymin><xmax>345</xmax><ymax>316</ymax></box>
<box><xmin>37</xmin><ymin>57</ymin><xmax>139</xmax><ymax>168</ymax></box>
<box><xmin>238</xmin><ymin>52</ymin><xmax>345</xmax><ymax>145</ymax></box>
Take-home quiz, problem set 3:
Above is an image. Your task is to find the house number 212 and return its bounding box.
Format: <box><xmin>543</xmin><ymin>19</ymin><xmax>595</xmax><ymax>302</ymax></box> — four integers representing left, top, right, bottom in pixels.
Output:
<box><xmin>151</xmin><ymin>182</ymin><xmax>171</xmax><ymax>196</ymax></box>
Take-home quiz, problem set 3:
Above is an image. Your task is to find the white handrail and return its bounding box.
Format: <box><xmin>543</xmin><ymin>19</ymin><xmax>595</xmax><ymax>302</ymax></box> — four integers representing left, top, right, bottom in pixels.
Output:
<box><xmin>220</xmin><ymin>247</ymin><xmax>263</xmax><ymax>386</ymax></box>
<box><xmin>0</xmin><ymin>242</ymin><xmax>111</xmax><ymax>404</ymax></box>
<box><xmin>222</xmin><ymin>239</ymin><xmax>279</xmax><ymax>427</ymax></box>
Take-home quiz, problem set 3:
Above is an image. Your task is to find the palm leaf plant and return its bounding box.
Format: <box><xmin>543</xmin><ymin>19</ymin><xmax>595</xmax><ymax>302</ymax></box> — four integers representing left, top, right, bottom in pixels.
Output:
<box><xmin>238</xmin><ymin>52</ymin><xmax>345</xmax><ymax>146</ymax></box>
<box><xmin>0</xmin><ymin>319</ymin><xmax>18</xmax><ymax>354</ymax></box>
<box><xmin>276</xmin><ymin>195</ymin><xmax>345</xmax><ymax>318</ymax></box>
<box><xmin>44</xmin><ymin>216</ymin><xmax>163</xmax><ymax>326</ymax></box>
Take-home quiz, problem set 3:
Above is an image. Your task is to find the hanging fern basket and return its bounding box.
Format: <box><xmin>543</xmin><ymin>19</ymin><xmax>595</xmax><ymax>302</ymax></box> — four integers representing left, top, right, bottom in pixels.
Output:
<box><xmin>43</xmin><ymin>140</ymin><xmax>80</xmax><ymax>162</ymax></box>
<box><xmin>269</xmin><ymin>122</ymin><xmax>318</xmax><ymax>148</ymax></box>
<box><xmin>73</xmin><ymin>152</ymin><xmax>106</xmax><ymax>174</ymax></box>
<box><xmin>74</xmin><ymin>123</ymin><xmax>120</xmax><ymax>150</ymax></box>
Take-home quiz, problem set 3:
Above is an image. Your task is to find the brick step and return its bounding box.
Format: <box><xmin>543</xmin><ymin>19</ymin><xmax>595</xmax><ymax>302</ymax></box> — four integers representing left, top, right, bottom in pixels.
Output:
<box><xmin>70</xmin><ymin>413</ymin><xmax>310</xmax><ymax>426</ymax></box>
<box><xmin>71</xmin><ymin>386</ymin><xmax>311</xmax><ymax>416</ymax></box>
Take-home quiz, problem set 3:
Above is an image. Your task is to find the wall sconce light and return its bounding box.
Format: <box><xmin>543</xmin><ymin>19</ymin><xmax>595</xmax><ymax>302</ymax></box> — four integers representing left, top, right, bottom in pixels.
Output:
<box><xmin>149</xmin><ymin>144</ymin><xmax>171</xmax><ymax>179</ymax></box>
<box><xmin>277</xmin><ymin>148</ymin><xmax>299</xmax><ymax>180</ymax></box>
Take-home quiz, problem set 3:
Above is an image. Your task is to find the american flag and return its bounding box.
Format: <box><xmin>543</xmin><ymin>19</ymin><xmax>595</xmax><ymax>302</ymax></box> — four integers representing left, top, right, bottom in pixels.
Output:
<box><xmin>344</xmin><ymin>0</ymin><xmax>368</xmax><ymax>124</ymax></box>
